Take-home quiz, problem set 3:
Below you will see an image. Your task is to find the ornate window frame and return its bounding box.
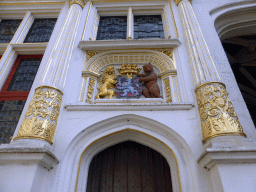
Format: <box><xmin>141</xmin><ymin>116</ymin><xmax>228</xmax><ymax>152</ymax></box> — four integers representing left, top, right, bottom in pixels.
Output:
<box><xmin>81</xmin><ymin>1</ymin><xmax>176</xmax><ymax>41</ymax></box>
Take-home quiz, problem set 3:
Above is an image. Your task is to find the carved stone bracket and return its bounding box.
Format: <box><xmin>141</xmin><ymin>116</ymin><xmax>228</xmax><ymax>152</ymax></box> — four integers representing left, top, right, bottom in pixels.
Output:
<box><xmin>68</xmin><ymin>0</ymin><xmax>86</xmax><ymax>9</ymax></box>
<box><xmin>195</xmin><ymin>82</ymin><xmax>246</xmax><ymax>142</ymax></box>
<box><xmin>14</xmin><ymin>86</ymin><xmax>63</xmax><ymax>144</ymax></box>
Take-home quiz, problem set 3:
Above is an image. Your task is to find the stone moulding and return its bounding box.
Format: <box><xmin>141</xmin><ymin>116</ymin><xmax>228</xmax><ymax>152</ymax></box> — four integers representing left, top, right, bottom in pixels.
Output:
<box><xmin>14</xmin><ymin>86</ymin><xmax>63</xmax><ymax>144</ymax></box>
<box><xmin>195</xmin><ymin>82</ymin><xmax>246</xmax><ymax>142</ymax></box>
<box><xmin>68</xmin><ymin>0</ymin><xmax>87</xmax><ymax>9</ymax></box>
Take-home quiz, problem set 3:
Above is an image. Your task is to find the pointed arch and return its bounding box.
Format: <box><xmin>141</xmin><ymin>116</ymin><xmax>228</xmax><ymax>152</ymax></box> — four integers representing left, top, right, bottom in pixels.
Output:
<box><xmin>54</xmin><ymin>114</ymin><xmax>200</xmax><ymax>192</ymax></box>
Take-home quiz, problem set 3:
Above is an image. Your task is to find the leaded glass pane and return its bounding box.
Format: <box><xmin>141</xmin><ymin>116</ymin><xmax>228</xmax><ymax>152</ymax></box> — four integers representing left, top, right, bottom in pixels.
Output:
<box><xmin>0</xmin><ymin>100</ymin><xmax>25</xmax><ymax>144</ymax></box>
<box><xmin>134</xmin><ymin>15</ymin><xmax>165</xmax><ymax>39</ymax></box>
<box><xmin>97</xmin><ymin>16</ymin><xmax>127</xmax><ymax>40</ymax></box>
<box><xmin>7</xmin><ymin>58</ymin><xmax>42</xmax><ymax>91</ymax></box>
<box><xmin>0</xmin><ymin>20</ymin><xmax>22</xmax><ymax>43</ymax></box>
<box><xmin>24</xmin><ymin>18</ymin><xmax>57</xmax><ymax>43</ymax></box>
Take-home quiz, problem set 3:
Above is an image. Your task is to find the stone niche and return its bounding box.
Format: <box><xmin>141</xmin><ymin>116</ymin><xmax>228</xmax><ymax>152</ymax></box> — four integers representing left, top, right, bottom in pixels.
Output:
<box><xmin>78</xmin><ymin>50</ymin><xmax>181</xmax><ymax>104</ymax></box>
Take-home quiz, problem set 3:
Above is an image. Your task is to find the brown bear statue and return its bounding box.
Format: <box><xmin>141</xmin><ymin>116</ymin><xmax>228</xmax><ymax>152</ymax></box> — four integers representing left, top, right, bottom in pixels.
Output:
<box><xmin>137</xmin><ymin>63</ymin><xmax>162</xmax><ymax>98</ymax></box>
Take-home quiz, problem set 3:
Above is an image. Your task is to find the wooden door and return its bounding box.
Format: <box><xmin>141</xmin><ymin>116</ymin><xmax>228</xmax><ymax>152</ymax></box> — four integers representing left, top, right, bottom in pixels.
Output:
<box><xmin>86</xmin><ymin>141</ymin><xmax>173</xmax><ymax>192</ymax></box>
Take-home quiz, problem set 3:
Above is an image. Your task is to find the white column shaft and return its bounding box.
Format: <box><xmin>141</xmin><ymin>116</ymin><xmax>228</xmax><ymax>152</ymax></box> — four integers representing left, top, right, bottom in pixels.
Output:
<box><xmin>40</xmin><ymin>4</ymin><xmax>82</xmax><ymax>91</ymax></box>
<box><xmin>179</xmin><ymin>0</ymin><xmax>220</xmax><ymax>86</ymax></box>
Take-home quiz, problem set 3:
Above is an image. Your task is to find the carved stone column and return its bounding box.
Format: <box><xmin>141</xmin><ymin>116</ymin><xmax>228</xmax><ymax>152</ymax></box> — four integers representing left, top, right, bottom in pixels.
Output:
<box><xmin>178</xmin><ymin>0</ymin><xmax>246</xmax><ymax>142</ymax></box>
<box><xmin>14</xmin><ymin>1</ymin><xmax>86</xmax><ymax>144</ymax></box>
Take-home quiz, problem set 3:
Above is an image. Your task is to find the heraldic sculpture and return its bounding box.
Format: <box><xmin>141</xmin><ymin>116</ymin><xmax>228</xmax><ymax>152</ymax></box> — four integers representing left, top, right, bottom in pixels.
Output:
<box><xmin>137</xmin><ymin>63</ymin><xmax>162</xmax><ymax>98</ymax></box>
<box><xmin>95</xmin><ymin>66</ymin><xmax>118</xmax><ymax>99</ymax></box>
<box><xmin>96</xmin><ymin>63</ymin><xmax>161</xmax><ymax>99</ymax></box>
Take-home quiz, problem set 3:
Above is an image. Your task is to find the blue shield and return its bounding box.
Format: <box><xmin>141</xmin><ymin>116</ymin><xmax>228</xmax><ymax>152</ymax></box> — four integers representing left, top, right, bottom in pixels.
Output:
<box><xmin>116</xmin><ymin>76</ymin><xmax>142</xmax><ymax>99</ymax></box>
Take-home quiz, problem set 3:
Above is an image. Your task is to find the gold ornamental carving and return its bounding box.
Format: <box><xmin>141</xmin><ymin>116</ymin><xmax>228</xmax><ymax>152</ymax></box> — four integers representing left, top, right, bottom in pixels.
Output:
<box><xmin>68</xmin><ymin>0</ymin><xmax>86</xmax><ymax>9</ymax></box>
<box><xmin>96</xmin><ymin>66</ymin><xmax>117</xmax><ymax>99</ymax></box>
<box><xmin>86</xmin><ymin>79</ymin><xmax>95</xmax><ymax>103</ymax></box>
<box><xmin>164</xmin><ymin>78</ymin><xmax>172</xmax><ymax>103</ymax></box>
<box><xmin>86</xmin><ymin>51</ymin><xmax>100</xmax><ymax>61</ymax></box>
<box><xmin>14</xmin><ymin>87</ymin><xmax>63</xmax><ymax>144</ymax></box>
<box><xmin>161</xmin><ymin>50</ymin><xmax>173</xmax><ymax>60</ymax></box>
<box><xmin>195</xmin><ymin>82</ymin><xmax>246</xmax><ymax>142</ymax></box>
<box><xmin>116</xmin><ymin>64</ymin><xmax>141</xmax><ymax>79</ymax></box>
<box><xmin>175</xmin><ymin>0</ymin><xmax>192</xmax><ymax>6</ymax></box>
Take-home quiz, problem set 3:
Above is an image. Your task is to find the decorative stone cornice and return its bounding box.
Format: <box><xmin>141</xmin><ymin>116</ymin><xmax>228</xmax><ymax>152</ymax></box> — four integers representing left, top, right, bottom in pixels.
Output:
<box><xmin>175</xmin><ymin>0</ymin><xmax>192</xmax><ymax>6</ymax></box>
<box><xmin>68</xmin><ymin>0</ymin><xmax>86</xmax><ymax>9</ymax></box>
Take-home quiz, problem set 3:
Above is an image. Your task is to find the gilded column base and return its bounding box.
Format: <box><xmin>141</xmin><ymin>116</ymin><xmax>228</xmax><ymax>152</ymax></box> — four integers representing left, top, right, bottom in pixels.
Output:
<box><xmin>14</xmin><ymin>86</ymin><xmax>63</xmax><ymax>144</ymax></box>
<box><xmin>195</xmin><ymin>82</ymin><xmax>246</xmax><ymax>142</ymax></box>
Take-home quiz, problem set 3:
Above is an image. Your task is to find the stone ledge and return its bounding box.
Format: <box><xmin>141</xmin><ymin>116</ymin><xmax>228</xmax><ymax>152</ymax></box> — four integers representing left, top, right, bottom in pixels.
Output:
<box><xmin>0</xmin><ymin>140</ymin><xmax>59</xmax><ymax>170</ymax></box>
<box><xmin>78</xmin><ymin>39</ymin><xmax>181</xmax><ymax>51</ymax></box>
<box><xmin>64</xmin><ymin>102</ymin><xmax>194</xmax><ymax>111</ymax></box>
<box><xmin>198</xmin><ymin>138</ymin><xmax>256</xmax><ymax>170</ymax></box>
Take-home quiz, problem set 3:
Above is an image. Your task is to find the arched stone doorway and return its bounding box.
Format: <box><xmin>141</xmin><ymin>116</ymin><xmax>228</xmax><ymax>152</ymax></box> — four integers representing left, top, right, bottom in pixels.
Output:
<box><xmin>221</xmin><ymin>35</ymin><xmax>256</xmax><ymax>127</ymax></box>
<box><xmin>86</xmin><ymin>141</ymin><xmax>173</xmax><ymax>192</ymax></box>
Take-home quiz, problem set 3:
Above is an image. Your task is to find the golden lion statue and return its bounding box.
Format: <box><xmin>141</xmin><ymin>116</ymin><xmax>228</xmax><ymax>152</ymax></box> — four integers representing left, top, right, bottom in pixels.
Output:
<box><xmin>96</xmin><ymin>66</ymin><xmax>118</xmax><ymax>99</ymax></box>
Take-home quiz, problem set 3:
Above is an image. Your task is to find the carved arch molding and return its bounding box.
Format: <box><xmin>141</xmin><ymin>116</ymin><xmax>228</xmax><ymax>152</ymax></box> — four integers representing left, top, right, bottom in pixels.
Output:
<box><xmin>82</xmin><ymin>50</ymin><xmax>176</xmax><ymax>77</ymax></box>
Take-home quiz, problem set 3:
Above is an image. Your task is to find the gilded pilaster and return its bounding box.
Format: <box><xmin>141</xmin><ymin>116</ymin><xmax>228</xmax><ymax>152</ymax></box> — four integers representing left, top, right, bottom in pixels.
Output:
<box><xmin>14</xmin><ymin>86</ymin><xmax>63</xmax><ymax>144</ymax></box>
<box><xmin>195</xmin><ymin>82</ymin><xmax>245</xmax><ymax>142</ymax></box>
<box><xmin>68</xmin><ymin>0</ymin><xmax>86</xmax><ymax>9</ymax></box>
<box><xmin>178</xmin><ymin>0</ymin><xmax>246</xmax><ymax>141</ymax></box>
<box><xmin>14</xmin><ymin>2</ymin><xmax>83</xmax><ymax>144</ymax></box>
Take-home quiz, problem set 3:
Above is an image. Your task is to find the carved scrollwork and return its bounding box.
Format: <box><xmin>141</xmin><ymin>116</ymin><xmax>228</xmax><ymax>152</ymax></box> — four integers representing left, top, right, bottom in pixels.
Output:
<box><xmin>86</xmin><ymin>79</ymin><xmax>95</xmax><ymax>103</ymax></box>
<box><xmin>163</xmin><ymin>78</ymin><xmax>172</xmax><ymax>103</ymax></box>
<box><xmin>14</xmin><ymin>86</ymin><xmax>63</xmax><ymax>144</ymax></box>
<box><xmin>195</xmin><ymin>82</ymin><xmax>246</xmax><ymax>142</ymax></box>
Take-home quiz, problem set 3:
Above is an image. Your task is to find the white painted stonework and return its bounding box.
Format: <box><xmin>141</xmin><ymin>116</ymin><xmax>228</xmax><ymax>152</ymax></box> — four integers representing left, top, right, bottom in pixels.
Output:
<box><xmin>0</xmin><ymin>0</ymin><xmax>256</xmax><ymax>192</ymax></box>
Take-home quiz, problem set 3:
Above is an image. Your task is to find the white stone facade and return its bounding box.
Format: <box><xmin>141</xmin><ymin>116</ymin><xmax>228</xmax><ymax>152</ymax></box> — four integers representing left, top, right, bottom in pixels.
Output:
<box><xmin>0</xmin><ymin>0</ymin><xmax>256</xmax><ymax>192</ymax></box>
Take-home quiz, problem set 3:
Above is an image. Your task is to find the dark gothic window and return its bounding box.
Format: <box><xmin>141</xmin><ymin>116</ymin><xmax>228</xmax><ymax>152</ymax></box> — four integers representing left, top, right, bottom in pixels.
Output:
<box><xmin>134</xmin><ymin>15</ymin><xmax>164</xmax><ymax>39</ymax></box>
<box><xmin>24</xmin><ymin>18</ymin><xmax>57</xmax><ymax>43</ymax></box>
<box><xmin>0</xmin><ymin>55</ymin><xmax>43</xmax><ymax>144</ymax></box>
<box><xmin>97</xmin><ymin>16</ymin><xmax>127</xmax><ymax>40</ymax></box>
<box><xmin>0</xmin><ymin>20</ymin><xmax>22</xmax><ymax>43</ymax></box>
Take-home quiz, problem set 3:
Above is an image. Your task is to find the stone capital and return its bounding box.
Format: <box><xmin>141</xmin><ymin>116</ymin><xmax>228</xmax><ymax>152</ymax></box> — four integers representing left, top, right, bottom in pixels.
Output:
<box><xmin>174</xmin><ymin>0</ymin><xmax>192</xmax><ymax>6</ymax></box>
<box><xmin>68</xmin><ymin>0</ymin><xmax>86</xmax><ymax>9</ymax></box>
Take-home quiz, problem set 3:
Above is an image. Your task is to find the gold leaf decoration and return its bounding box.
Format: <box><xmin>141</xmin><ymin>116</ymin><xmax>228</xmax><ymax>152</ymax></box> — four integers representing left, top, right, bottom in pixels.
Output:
<box><xmin>86</xmin><ymin>79</ymin><xmax>95</xmax><ymax>104</ymax></box>
<box><xmin>68</xmin><ymin>0</ymin><xmax>86</xmax><ymax>8</ymax></box>
<box><xmin>14</xmin><ymin>87</ymin><xmax>63</xmax><ymax>144</ymax></box>
<box><xmin>163</xmin><ymin>78</ymin><xmax>172</xmax><ymax>103</ymax></box>
<box><xmin>195</xmin><ymin>82</ymin><xmax>246</xmax><ymax>142</ymax></box>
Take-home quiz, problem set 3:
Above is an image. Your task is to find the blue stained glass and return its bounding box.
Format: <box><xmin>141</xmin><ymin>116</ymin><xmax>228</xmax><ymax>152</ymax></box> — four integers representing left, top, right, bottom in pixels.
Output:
<box><xmin>97</xmin><ymin>16</ymin><xmax>127</xmax><ymax>40</ymax></box>
<box><xmin>134</xmin><ymin>15</ymin><xmax>165</xmax><ymax>39</ymax></box>
<box><xmin>24</xmin><ymin>18</ymin><xmax>57</xmax><ymax>43</ymax></box>
<box><xmin>7</xmin><ymin>58</ymin><xmax>42</xmax><ymax>91</ymax></box>
<box><xmin>0</xmin><ymin>20</ymin><xmax>22</xmax><ymax>43</ymax></box>
<box><xmin>0</xmin><ymin>100</ymin><xmax>26</xmax><ymax>144</ymax></box>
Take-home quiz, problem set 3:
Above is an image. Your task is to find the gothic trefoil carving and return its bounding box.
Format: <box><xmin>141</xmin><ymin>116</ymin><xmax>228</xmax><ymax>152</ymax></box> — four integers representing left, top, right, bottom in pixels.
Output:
<box><xmin>14</xmin><ymin>87</ymin><xmax>63</xmax><ymax>144</ymax></box>
<box><xmin>195</xmin><ymin>82</ymin><xmax>246</xmax><ymax>142</ymax></box>
<box><xmin>68</xmin><ymin>0</ymin><xmax>86</xmax><ymax>9</ymax></box>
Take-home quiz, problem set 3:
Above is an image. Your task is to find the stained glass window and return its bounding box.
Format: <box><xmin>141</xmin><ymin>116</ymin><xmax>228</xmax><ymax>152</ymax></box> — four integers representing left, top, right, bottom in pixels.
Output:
<box><xmin>134</xmin><ymin>15</ymin><xmax>164</xmax><ymax>39</ymax></box>
<box><xmin>7</xmin><ymin>58</ymin><xmax>42</xmax><ymax>91</ymax></box>
<box><xmin>0</xmin><ymin>55</ymin><xmax>42</xmax><ymax>144</ymax></box>
<box><xmin>24</xmin><ymin>18</ymin><xmax>57</xmax><ymax>43</ymax></box>
<box><xmin>0</xmin><ymin>20</ymin><xmax>22</xmax><ymax>43</ymax></box>
<box><xmin>0</xmin><ymin>100</ymin><xmax>26</xmax><ymax>144</ymax></box>
<box><xmin>97</xmin><ymin>16</ymin><xmax>127</xmax><ymax>40</ymax></box>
